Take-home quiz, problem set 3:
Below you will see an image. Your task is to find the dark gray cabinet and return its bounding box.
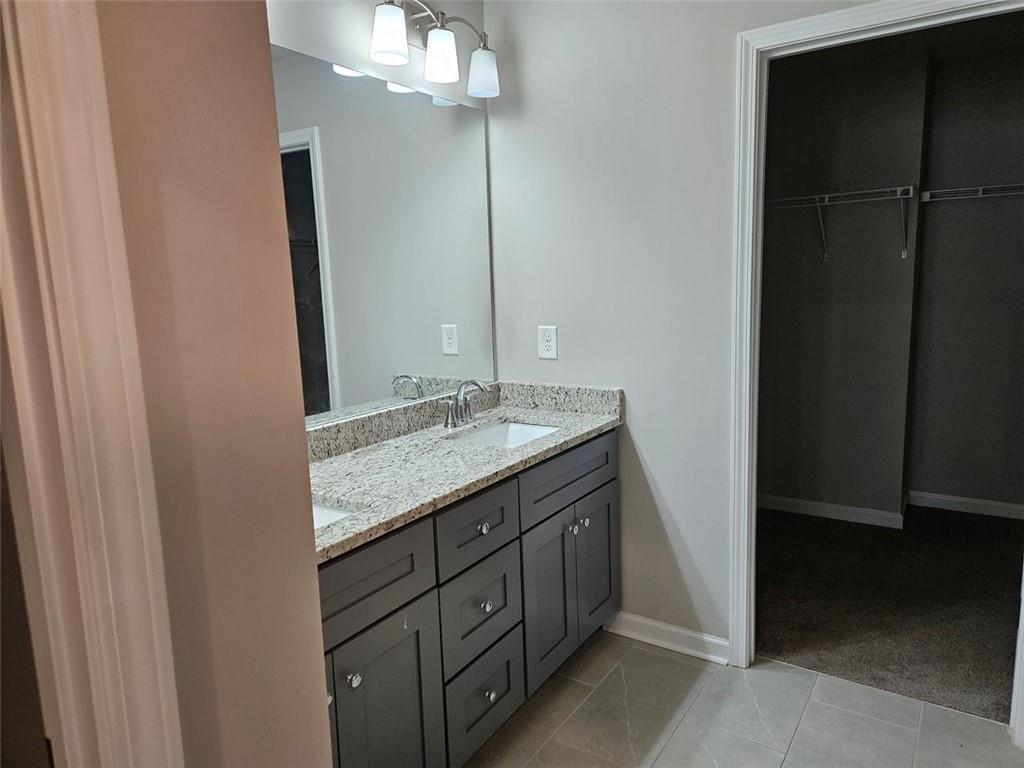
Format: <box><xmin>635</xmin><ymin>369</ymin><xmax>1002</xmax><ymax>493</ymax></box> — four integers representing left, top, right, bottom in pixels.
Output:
<box><xmin>330</xmin><ymin>590</ymin><xmax>446</xmax><ymax>768</ymax></box>
<box><xmin>439</xmin><ymin>541</ymin><xmax>523</xmax><ymax>678</ymax></box>
<box><xmin>522</xmin><ymin>480</ymin><xmax>620</xmax><ymax>694</ymax></box>
<box><xmin>521</xmin><ymin>505</ymin><xmax>579</xmax><ymax>695</ymax></box>
<box><xmin>325</xmin><ymin>653</ymin><xmax>338</xmax><ymax>768</ymax></box>
<box><xmin>444</xmin><ymin>627</ymin><xmax>525</xmax><ymax>767</ymax></box>
<box><xmin>319</xmin><ymin>430</ymin><xmax>619</xmax><ymax>767</ymax></box>
<box><xmin>518</xmin><ymin>431</ymin><xmax>618</xmax><ymax>531</ymax></box>
<box><xmin>320</xmin><ymin>518</ymin><xmax>436</xmax><ymax>650</ymax></box>
<box><xmin>435</xmin><ymin>479</ymin><xmax>520</xmax><ymax>581</ymax></box>
<box><xmin>576</xmin><ymin>480</ymin><xmax>621</xmax><ymax>640</ymax></box>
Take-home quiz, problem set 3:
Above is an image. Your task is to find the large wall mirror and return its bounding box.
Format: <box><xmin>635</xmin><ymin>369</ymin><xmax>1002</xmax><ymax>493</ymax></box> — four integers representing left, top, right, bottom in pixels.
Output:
<box><xmin>271</xmin><ymin>45</ymin><xmax>495</xmax><ymax>424</ymax></box>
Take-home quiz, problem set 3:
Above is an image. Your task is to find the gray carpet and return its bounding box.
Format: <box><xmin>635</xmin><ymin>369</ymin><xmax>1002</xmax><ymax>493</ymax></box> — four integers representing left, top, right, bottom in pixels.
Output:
<box><xmin>756</xmin><ymin>506</ymin><xmax>1023</xmax><ymax>722</ymax></box>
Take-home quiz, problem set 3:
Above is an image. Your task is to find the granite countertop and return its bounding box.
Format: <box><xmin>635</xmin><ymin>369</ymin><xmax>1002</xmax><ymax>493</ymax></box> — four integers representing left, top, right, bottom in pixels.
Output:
<box><xmin>310</xmin><ymin>404</ymin><xmax>619</xmax><ymax>563</ymax></box>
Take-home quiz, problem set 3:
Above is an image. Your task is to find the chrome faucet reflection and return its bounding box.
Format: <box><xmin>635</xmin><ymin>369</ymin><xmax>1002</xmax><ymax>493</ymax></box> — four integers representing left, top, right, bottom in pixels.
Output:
<box><xmin>392</xmin><ymin>373</ymin><xmax>424</xmax><ymax>399</ymax></box>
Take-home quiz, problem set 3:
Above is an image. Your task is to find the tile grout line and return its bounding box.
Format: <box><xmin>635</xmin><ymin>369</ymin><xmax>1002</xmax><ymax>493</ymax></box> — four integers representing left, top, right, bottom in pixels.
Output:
<box><xmin>812</xmin><ymin>698</ymin><xmax>923</xmax><ymax>733</ymax></box>
<box><xmin>911</xmin><ymin>699</ymin><xmax>925</xmax><ymax>768</ymax></box>
<box><xmin>762</xmin><ymin>655</ymin><xmax>1013</xmax><ymax>729</ymax></box>
<box><xmin>783</xmin><ymin>671</ymin><xmax>820</xmax><ymax>757</ymax></box>
<box><xmin>644</xmin><ymin>658</ymin><xmax>724</xmax><ymax>767</ymax></box>
<box><xmin>541</xmin><ymin>639</ymin><xmax>722</xmax><ymax>768</ymax></box>
<box><xmin>526</xmin><ymin>639</ymin><xmax>640</xmax><ymax>767</ymax></box>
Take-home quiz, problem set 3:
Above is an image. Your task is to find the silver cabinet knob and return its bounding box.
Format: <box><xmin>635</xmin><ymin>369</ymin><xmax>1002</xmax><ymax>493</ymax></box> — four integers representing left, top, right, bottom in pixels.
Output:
<box><xmin>480</xmin><ymin>600</ymin><xmax>494</xmax><ymax>614</ymax></box>
<box><xmin>569</xmin><ymin>524</ymin><xmax>579</xmax><ymax>536</ymax></box>
<box><xmin>483</xmin><ymin>689</ymin><xmax>498</xmax><ymax>704</ymax></box>
<box><xmin>477</xmin><ymin>521</ymin><xmax>491</xmax><ymax>536</ymax></box>
<box><xmin>347</xmin><ymin>673</ymin><xmax>362</xmax><ymax>689</ymax></box>
<box><xmin>583</xmin><ymin>517</ymin><xmax>591</xmax><ymax>528</ymax></box>
<box><xmin>327</xmin><ymin>692</ymin><xmax>334</xmax><ymax>707</ymax></box>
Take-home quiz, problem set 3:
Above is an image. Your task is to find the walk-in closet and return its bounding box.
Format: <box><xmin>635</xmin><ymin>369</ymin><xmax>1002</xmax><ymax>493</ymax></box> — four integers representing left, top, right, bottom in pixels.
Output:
<box><xmin>755</xmin><ymin>12</ymin><xmax>1024</xmax><ymax>722</ymax></box>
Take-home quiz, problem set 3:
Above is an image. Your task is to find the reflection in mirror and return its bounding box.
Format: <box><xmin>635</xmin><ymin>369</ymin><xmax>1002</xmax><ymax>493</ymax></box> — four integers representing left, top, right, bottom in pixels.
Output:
<box><xmin>271</xmin><ymin>46</ymin><xmax>495</xmax><ymax>424</ymax></box>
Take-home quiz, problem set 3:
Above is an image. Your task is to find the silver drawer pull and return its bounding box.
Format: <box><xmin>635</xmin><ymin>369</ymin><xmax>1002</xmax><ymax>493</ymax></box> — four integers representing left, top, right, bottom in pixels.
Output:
<box><xmin>347</xmin><ymin>672</ymin><xmax>362</xmax><ymax>689</ymax></box>
<box><xmin>327</xmin><ymin>692</ymin><xmax>334</xmax><ymax>707</ymax></box>
<box><xmin>480</xmin><ymin>600</ymin><xmax>494</xmax><ymax>614</ymax></box>
<box><xmin>568</xmin><ymin>523</ymin><xmax>579</xmax><ymax>536</ymax></box>
<box><xmin>483</xmin><ymin>689</ymin><xmax>498</xmax><ymax>705</ymax></box>
<box><xmin>477</xmin><ymin>521</ymin><xmax>491</xmax><ymax>536</ymax></box>
<box><xmin>583</xmin><ymin>517</ymin><xmax>590</xmax><ymax>528</ymax></box>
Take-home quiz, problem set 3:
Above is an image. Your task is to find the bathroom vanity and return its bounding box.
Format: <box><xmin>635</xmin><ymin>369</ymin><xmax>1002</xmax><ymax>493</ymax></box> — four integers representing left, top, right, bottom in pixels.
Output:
<box><xmin>309</xmin><ymin>383</ymin><xmax>622</xmax><ymax>768</ymax></box>
<box><xmin>269</xmin><ymin>26</ymin><xmax>623</xmax><ymax>767</ymax></box>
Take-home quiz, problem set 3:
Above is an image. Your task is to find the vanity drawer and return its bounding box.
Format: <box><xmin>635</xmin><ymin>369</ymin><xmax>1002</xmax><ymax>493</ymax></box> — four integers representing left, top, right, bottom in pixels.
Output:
<box><xmin>319</xmin><ymin>518</ymin><xmax>436</xmax><ymax>650</ymax></box>
<box><xmin>439</xmin><ymin>541</ymin><xmax>523</xmax><ymax>678</ymax></box>
<box><xmin>444</xmin><ymin>626</ymin><xmax>525</xmax><ymax>768</ymax></box>
<box><xmin>518</xmin><ymin>431</ymin><xmax>618</xmax><ymax>531</ymax></box>
<box><xmin>435</xmin><ymin>478</ymin><xmax>520</xmax><ymax>581</ymax></box>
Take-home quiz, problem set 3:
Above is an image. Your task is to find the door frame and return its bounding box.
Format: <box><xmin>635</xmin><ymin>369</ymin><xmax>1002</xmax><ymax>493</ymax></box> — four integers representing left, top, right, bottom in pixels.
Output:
<box><xmin>2</xmin><ymin>2</ymin><xmax>184</xmax><ymax>764</ymax></box>
<box><xmin>728</xmin><ymin>0</ymin><xmax>1024</xmax><ymax>742</ymax></box>
<box><xmin>280</xmin><ymin>126</ymin><xmax>342</xmax><ymax>410</ymax></box>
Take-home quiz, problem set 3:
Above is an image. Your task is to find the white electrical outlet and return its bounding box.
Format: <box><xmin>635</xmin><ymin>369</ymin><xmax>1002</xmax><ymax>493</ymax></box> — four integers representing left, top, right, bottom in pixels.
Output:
<box><xmin>538</xmin><ymin>325</ymin><xmax>558</xmax><ymax>360</ymax></box>
<box><xmin>441</xmin><ymin>324</ymin><xmax>459</xmax><ymax>355</ymax></box>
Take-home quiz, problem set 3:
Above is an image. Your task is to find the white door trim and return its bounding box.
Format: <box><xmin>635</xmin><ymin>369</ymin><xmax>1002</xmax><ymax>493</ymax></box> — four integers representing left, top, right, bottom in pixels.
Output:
<box><xmin>1</xmin><ymin>2</ymin><xmax>184</xmax><ymax>764</ymax></box>
<box><xmin>280</xmin><ymin>126</ymin><xmax>342</xmax><ymax>410</ymax></box>
<box><xmin>728</xmin><ymin>0</ymin><xmax>1024</xmax><ymax>743</ymax></box>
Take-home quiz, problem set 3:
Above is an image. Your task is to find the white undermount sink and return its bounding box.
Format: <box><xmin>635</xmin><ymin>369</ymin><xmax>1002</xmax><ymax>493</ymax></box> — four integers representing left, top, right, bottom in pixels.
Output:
<box><xmin>313</xmin><ymin>504</ymin><xmax>351</xmax><ymax>529</ymax></box>
<box><xmin>452</xmin><ymin>422</ymin><xmax>559</xmax><ymax>448</ymax></box>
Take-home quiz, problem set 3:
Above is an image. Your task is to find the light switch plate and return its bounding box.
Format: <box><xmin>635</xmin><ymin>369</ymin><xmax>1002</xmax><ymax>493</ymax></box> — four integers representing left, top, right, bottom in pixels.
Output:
<box><xmin>441</xmin><ymin>324</ymin><xmax>458</xmax><ymax>355</ymax></box>
<box><xmin>538</xmin><ymin>325</ymin><xmax>558</xmax><ymax>360</ymax></box>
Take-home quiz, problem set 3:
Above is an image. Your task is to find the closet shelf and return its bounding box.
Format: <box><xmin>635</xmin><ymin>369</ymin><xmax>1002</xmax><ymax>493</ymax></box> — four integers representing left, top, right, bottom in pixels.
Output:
<box><xmin>920</xmin><ymin>183</ymin><xmax>1024</xmax><ymax>202</ymax></box>
<box><xmin>764</xmin><ymin>186</ymin><xmax>914</xmax><ymax>263</ymax></box>
<box><xmin>764</xmin><ymin>186</ymin><xmax>914</xmax><ymax>210</ymax></box>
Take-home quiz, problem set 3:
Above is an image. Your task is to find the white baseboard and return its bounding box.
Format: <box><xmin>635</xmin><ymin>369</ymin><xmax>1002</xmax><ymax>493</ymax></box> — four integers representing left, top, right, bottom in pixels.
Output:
<box><xmin>604</xmin><ymin>612</ymin><xmax>730</xmax><ymax>666</ymax></box>
<box><xmin>907</xmin><ymin>491</ymin><xmax>1024</xmax><ymax>520</ymax></box>
<box><xmin>758</xmin><ymin>494</ymin><xmax>903</xmax><ymax>529</ymax></box>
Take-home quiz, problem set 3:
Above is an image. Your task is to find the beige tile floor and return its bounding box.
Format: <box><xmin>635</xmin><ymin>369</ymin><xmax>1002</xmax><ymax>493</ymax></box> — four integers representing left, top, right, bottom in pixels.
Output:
<box><xmin>467</xmin><ymin>631</ymin><xmax>1024</xmax><ymax>768</ymax></box>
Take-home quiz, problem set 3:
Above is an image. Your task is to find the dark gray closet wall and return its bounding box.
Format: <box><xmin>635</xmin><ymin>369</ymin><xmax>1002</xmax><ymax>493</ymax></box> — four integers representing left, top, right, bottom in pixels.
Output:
<box><xmin>758</xmin><ymin>13</ymin><xmax>1024</xmax><ymax>523</ymax></box>
<box><xmin>758</xmin><ymin>38</ymin><xmax>927</xmax><ymax>517</ymax></box>
<box><xmin>907</xmin><ymin>16</ymin><xmax>1024</xmax><ymax>505</ymax></box>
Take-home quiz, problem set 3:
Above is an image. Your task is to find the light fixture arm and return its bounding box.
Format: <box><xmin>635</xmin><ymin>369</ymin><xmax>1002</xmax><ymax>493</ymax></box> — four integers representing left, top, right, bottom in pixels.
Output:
<box><xmin>445</xmin><ymin>16</ymin><xmax>487</xmax><ymax>46</ymax></box>
<box><xmin>403</xmin><ymin>0</ymin><xmax>441</xmax><ymax>27</ymax></box>
<box><xmin>403</xmin><ymin>0</ymin><xmax>489</xmax><ymax>45</ymax></box>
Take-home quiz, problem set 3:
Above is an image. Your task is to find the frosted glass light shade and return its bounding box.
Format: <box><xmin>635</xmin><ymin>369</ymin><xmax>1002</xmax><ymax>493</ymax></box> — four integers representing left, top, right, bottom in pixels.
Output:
<box><xmin>424</xmin><ymin>27</ymin><xmax>459</xmax><ymax>84</ymax></box>
<box><xmin>370</xmin><ymin>2</ymin><xmax>409</xmax><ymax>66</ymax></box>
<box><xmin>332</xmin><ymin>64</ymin><xmax>365</xmax><ymax>78</ymax></box>
<box><xmin>432</xmin><ymin>96</ymin><xmax>457</xmax><ymax>107</ymax></box>
<box><xmin>386</xmin><ymin>81</ymin><xmax>415</xmax><ymax>94</ymax></box>
<box><xmin>467</xmin><ymin>47</ymin><xmax>499</xmax><ymax>98</ymax></box>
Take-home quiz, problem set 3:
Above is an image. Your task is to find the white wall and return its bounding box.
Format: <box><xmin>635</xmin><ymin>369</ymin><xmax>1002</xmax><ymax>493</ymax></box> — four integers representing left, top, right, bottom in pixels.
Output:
<box><xmin>485</xmin><ymin>0</ymin><xmax>861</xmax><ymax>641</ymax></box>
<box><xmin>273</xmin><ymin>51</ymin><xmax>493</xmax><ymax>406</ymax></box>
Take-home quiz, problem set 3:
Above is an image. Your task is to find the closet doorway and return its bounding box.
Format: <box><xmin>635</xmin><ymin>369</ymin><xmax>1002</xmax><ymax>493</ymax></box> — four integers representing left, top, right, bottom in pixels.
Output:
<box><xmin>752</xmin><ymin>12</ymin><xmax>1023</xmax><ymax>723</ymax></box>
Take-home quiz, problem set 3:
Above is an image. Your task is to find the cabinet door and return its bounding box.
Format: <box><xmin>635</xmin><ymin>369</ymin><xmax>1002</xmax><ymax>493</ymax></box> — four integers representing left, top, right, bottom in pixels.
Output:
<box><xmin>521</xmin><ymin>505</ymin><xmax>578</xmax><ymax>695</ymax></box>
<box><xmin>331</xmin><ymin>590</ymin><xmax>446</xmax><ymax>768</ymax></box>
<box><xmin>325</xmin><ymin>654</ymin><xmax>339</xmax><ymax>768</ymax></box>
<box><xmin>575</xmin><ymin>481</ymin><xmax>621</xmax><ymax>642</ymax></box>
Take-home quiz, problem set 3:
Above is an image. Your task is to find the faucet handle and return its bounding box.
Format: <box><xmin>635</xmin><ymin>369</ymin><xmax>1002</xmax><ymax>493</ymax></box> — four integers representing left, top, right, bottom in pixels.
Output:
<box><xmin>441</xmin><ymin>399</ymin><xmax>458</xmax><ymax>429</ymax></box>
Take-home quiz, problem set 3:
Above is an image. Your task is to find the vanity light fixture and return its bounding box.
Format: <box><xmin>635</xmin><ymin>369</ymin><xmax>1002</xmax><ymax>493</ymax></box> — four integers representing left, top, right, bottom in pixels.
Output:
<box><xmin>467</xmin><ymin>35</ymin><xmax>499</xmax><ymax>98</ymax></box>
<box><xmin>332</xmin><ymin>64</ymin><xmax>366</xmax><ymax>77</ymax></box>
<box><xmin>423</xmin><ymin>13</ymin><xmax>459</xmax><ymax>84</ymax></box>
<box><xmin>369</xmin><ymin>0</ymin><xmax>499</xmax><ymax>99</ymax></box>
<box><xmin>370</xmin><ymin>0</ymin><xmax>410</xmax><ymax>66</ymax></box>
<box><xmin>386</xmin><ymin>81</ymin><xmax>416</xmax><ymax>94</ymax></box>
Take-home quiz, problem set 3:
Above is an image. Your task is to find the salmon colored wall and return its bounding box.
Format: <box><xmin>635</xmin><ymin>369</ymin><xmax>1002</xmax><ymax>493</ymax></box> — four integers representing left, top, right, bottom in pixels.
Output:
<box><xmin>95</xmin><ymin>2</ymin><xmax>331</xmax><ymax>764</ymax></box>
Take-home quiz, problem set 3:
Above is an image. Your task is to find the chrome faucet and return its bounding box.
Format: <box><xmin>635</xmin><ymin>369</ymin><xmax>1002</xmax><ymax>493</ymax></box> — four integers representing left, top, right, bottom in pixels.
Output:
<box><xmin>392</xmin><ymin>374</ymin><xmax>424</xmax><ymax>399</ymax></box>
<box><xmin>450</xmin><ymin>379</ymin><xmax>490</xmax><ymax>427</ymax></box>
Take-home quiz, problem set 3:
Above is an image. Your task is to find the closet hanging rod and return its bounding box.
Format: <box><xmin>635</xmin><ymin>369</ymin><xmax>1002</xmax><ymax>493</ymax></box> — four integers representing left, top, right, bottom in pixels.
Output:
<box><xmin>920</xmin><ymin>183</ymin><xmax>1024</xmax><ymax>202</ymax></box>
<box><xmin>764</xmin><ymin>186</ymin><xmax>914</xmax><ymax>210</ymax></box>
